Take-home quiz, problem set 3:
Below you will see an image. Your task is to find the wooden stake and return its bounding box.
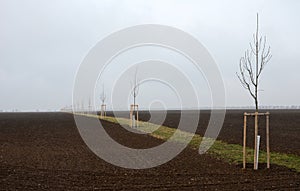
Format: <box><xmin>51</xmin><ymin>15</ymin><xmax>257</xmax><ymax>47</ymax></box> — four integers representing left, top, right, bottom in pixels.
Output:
<box><xmin>136</xmin><ymin>105</ymin><xmax>139</xmax><ymax>127</ymax></box>
<box><xmin>254</xmin><ymin>112</ymin><xmax>258</xmax><ymax>170</ymax></box>
<box><xmin>243</xmin><ymin>113</ymin><xmax>247</xmax><ymax>169</ymax></box>
<box><xmin>130</xmin><ymin>105</ymin><xmax>133</xmax><ymax>127</ymax></box>
<box><xmin>266</xmin><ymin>112</ymin><xmax>270</xmax><ymax>168</ymax></box>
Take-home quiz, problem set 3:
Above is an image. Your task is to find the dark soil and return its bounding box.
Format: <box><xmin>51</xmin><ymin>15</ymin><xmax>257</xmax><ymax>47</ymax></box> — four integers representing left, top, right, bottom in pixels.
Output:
<box><xmin>134</xmin><ymin>110</ymin><xmax>300</xmax><ymax>156</ymax></box>
<box><xmin>0</xmin><ymin>112</ymin><xmax>299</xmax><ymax>190</ymax></box>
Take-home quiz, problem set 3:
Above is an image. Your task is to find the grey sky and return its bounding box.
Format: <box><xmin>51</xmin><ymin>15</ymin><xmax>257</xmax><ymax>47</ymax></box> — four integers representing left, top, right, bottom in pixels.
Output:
<box><xmin>1</xmin><ymin>0</ymin><xmax>299</xmax><ymax>111</ymax></box>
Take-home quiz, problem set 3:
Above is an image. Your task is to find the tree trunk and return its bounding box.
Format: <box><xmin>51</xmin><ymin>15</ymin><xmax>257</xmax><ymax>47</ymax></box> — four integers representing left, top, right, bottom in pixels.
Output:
<box><xmin>255</xmin><ymin>13</ymin><xmax>259</xmax><ymax>112</ymax></box>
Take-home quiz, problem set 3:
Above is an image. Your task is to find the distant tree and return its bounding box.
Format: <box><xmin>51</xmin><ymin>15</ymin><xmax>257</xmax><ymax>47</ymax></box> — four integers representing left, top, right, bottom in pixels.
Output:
<box><xmin>237</xmin><ymin>14</ymin><xmax>272</xmax><ymax>112</ymax></box>
<box><xmin>131</xmin><ymin>67</ymin><xmax>139</xmax><ymax>107</ymax></box>
<box><xmin>88</xmin><ymin>97</ymin><xmax>92</xmax><ymax>112</ymax></box>
<box><xmin>81</xmin><ymin>100</ymin><xmax>84</xmax><ymax>112</ymax></box>
<box><xmin>99</xmin><ymin>84</ymin><xmax>107</xmax><ymax>117</ymax></box>
<box><xmin>100</xmin><ymin>84</ymin><xmax>106</xmax><ymax>105</ymax></box>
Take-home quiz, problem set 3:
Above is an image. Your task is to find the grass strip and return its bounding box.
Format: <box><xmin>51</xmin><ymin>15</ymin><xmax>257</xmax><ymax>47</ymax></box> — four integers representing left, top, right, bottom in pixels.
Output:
<box><xmin>73</xmin><ymin>113</ymin><xmax>300</xmax><ymax>172</ymax></box>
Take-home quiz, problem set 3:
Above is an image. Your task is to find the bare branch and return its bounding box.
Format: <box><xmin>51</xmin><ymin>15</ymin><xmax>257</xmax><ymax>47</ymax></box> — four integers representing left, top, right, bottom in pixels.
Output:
<box><xmin>237</xmin><ymin>58</ymin><xmax>256</xmax><ymax>100</ymax></box>
<box><xmin>258</xmin><ymin>37</ymin><xmax>272</xmax><ymax>77</ymax></box>
<box><xmin>258</xmin><ymin>36</ymin><xmax>263</xmax><ymax>52</ymax></box>
<box><xmin>241</xmin><ymin>50</ymin><xmax>255</xmax><ymax>86</ymax></box>
<box><xmin>250</xmin><ymin>42</ymin><xmax>255</xmax><ymax>54</ymax></box>
<box><xmin>253</xmin><ymin>34</ymin><xmax>256</xmax><ymax>49</ymax></box>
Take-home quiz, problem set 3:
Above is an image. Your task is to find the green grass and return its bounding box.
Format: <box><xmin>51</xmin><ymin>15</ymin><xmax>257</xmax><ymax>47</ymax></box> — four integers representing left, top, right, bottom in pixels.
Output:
<box><xmin>74</xmin><ymin>113</ymin><xmax>300</xmax><ymax>172</ymax></box>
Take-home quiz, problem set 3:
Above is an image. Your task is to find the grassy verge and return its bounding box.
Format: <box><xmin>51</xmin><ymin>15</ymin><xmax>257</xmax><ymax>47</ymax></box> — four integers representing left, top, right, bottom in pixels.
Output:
<box><xmin>74</xmin><ymin>113</ymin><xmax>300</xmax><ymax>172</ymax></box>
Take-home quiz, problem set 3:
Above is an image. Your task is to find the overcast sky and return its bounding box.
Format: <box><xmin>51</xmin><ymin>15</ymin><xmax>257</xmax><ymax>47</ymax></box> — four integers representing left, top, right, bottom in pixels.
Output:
<box><xmin>1</xmin><ymin>0</ymin><xmax>299</xmax><ymax>111</ymax></box>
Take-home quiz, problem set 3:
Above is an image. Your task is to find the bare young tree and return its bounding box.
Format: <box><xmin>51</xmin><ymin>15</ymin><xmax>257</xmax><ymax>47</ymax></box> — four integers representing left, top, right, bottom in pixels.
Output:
<box><xmin>100</xmin><ymin>84</ymin><xmax>106</xmax><ymax>105</ymax></box>
<box><xmin>237</xmin><ymin>14</ymin><xmax>272</xmax><ymax>112</ymax></box>
<box><xmin>88</xmin><ymin>97</ymin><xmax>92</xmax><ymax>112</ymax></box>
<box><xmin>81</xmin><ymin>100</ymin><xmax>84</xmax><ymax>113</ymax></box>
<box><xmin>100</xmin><ymin>84</ymin><xmax>107</xmax><ymax>118</ymax></box>
<box><xmin>131</xmin><ymin>67</ymin><xmax>139</xmax><ymax>107</ymax></box>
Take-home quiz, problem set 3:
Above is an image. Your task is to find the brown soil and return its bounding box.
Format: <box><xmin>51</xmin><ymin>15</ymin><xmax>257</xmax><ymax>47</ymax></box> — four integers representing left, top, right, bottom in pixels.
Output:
<box><xmin>135</xmin><ymin>110</ymin><xmax>300</xmax><ymax>156</ymax></box>
<box><xmin>0</xmin><ymin>112</ymin><xmax>299</xmax><ymax>190</ymax></box>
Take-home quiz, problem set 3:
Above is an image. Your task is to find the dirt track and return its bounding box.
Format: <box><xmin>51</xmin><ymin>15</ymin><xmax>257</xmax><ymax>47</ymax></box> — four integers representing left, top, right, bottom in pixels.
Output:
<box><xmin>0</xmin><ymin>112</ymin><xmax>299</xmax><ymax>190</ymax></box>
